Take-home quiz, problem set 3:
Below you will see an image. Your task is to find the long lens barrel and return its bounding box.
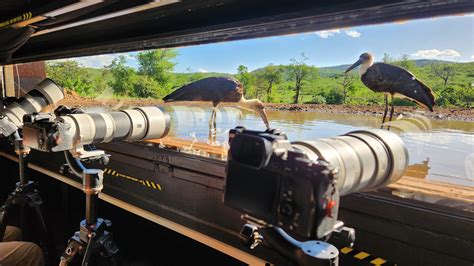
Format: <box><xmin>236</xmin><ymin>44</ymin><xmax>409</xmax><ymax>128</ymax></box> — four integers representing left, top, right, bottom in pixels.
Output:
<box><xmin>2</xmin><ymin>78</ymin><xmax>64</xmax><ymax>128</ymax></box>
<box><xmin>292</xmin><ymin>129</ymin><xmax>408</xmax><ymax>196</ymax></box>
<box><xmin>60</xmin><ymin>106</ymin><xmax>170</xmax><ymax>146</ymax></box>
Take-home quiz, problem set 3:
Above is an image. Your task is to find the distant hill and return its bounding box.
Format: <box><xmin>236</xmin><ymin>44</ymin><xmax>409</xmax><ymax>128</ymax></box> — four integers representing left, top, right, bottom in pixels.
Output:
<box><xmin>317</xmin><ymin>59</ymin><xmax>456</xmax><ymax>77</ymax></box>
<box><xmin>249</xmin><ymin>59</ymin><xmax>458</xmax><ymax>78</ymax></box>
<box><xmin>83</xmin><ymin>59</ymin><xmax>458</xmax><ymax>79</ymax></box>
<box><xmin>411</xmin><ymin>59</ymin><xmax>453</xmax><ymax>67</ymax></box>
<box><xmin>173</xmin><ymin>72</ymin><xmax>233</xmax><ymax>78</ymax></box>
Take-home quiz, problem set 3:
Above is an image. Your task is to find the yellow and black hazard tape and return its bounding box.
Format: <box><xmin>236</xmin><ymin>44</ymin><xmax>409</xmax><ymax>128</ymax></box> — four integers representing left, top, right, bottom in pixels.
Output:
<box><xmin>103</xmin><ymin>168</ymin><xmax>162</xmax><ymax>191</ymax></box>
<box><xmin>0</xmin><ymin>12</ymin><xmax>33</xmax><ymax>28</ymax></box>
<box><xmin>340</xmin><ymin>246</ymin><xmax>393</xmax><ymax>265</ymax></box>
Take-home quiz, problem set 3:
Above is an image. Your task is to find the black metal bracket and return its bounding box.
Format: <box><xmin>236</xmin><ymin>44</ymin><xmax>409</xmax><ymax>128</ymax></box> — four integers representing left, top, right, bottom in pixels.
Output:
<box><xmin>240</xmin><ymin>224</ymin><xmax>340</xmax><ymax>266</ymax></box>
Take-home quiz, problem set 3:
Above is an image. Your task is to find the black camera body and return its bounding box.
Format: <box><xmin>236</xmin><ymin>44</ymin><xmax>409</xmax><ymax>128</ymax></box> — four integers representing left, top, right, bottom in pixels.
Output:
<box><xmin>224</xmin><ymin>127</ymin><xmax>340</xmax><ymax>240</ymax></box>
<box><xmin>22</xmin><ymin>113</ymin><xmax>62</xmax><ymax>153</ymax></box>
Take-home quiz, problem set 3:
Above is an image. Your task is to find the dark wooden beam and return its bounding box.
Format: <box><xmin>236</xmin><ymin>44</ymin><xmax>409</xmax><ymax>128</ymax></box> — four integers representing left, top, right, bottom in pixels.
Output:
<box><xmin>7</xmin><ymin>0</ymin><xmax>474</xmax><ymax>63</ymax></box>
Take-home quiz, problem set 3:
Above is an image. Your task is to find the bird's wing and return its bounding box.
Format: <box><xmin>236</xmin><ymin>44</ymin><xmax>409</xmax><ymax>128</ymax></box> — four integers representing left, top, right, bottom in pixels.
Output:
<box><xmin>162</xmin><ymin>77</ymin><xmax>242</xmax><ymax>103</ymax></box>
<box><xmin>362</xmin><ymin>63</ymin><xmax>436</xmax><ymax>111</ymax></box>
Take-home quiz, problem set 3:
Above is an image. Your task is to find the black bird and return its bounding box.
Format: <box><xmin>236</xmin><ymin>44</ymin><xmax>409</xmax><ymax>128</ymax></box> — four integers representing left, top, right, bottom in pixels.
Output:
<box><xmin>345</xmin><ymin>52</ymin><xmax>436</xmax><ymax>129</ymax></box>
<box><xmin>163</xmin><ymin>77</ymin><xmax>270</xmax><ymax>132</ymax></box>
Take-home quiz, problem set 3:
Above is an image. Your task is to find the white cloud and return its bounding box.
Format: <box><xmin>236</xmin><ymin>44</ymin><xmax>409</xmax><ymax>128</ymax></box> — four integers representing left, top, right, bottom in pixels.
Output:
<box><xmin>315</xmin><ymin>29</ymin><xmax>362</xmax><ymax>38</ymax></box>
<box><xmin>75</xmin><ymin>54</ymin><xmax>119</xmax><ymax>68</ymax></box>
<box><xmin>345</xmin><ymin>30</ymin><xmax>361</xmax><ymax>38</ymax></box>
<box><xmin>471</xmin><ymin>55</ymin><xmax>474</xmax><ymax>59</ymax></box>
<box><xmin>197</xmin><ymin>68</ymin><xmax>209</xmax><ymax>73</ymax></box>
<box><xmin>411</xmin><ymin>49</ymin><xmax>461</xmax><ymax>58</ymax></box>
<box><xmin>315</xmin><ymin>29</ymin><xmax>340</xmax><ymax>38</ymax></box>
<box><xmin>51</xmin><ymin>53</ymin><xmax>135</xmax><ymax>68</ymax></box>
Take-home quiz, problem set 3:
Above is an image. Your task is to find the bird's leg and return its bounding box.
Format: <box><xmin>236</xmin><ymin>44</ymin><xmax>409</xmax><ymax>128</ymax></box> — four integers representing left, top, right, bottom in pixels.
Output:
<box><xmin>381</xmin><ymin>94</ymin><xmax>388</xmax><ymax>129</ymax></box>
<box><xmin>208</xmin><ymin>106</ymin><xmax>219</xmax><ymax>145</ymax></box>
<box><xmin>213</xmin><ymin>107</ymin><xmax>217</xmax><ymax>131</ymax></box>
<box><xmin>209</xmin><ymin>107</ymin><xmax>216</xmax><ymax>135</ymax></box>
<box><xmin>208</xmin><ymin>130</ymin><xmax>216</xmax><ymax>145</ymax></box>
<box><xmin>208</xmin><ymin>109</ymin><xmax>218</xmax><ymax>145</ymax></box>
<box><xmin>387</xmin><ymin>94</ymin><xmax>395</xmax><ymax>131</ymax></box>
<box><xmin>208</xmin><ymin>129</ymin><xmax>212</xmax><ymax>144</ymax></box>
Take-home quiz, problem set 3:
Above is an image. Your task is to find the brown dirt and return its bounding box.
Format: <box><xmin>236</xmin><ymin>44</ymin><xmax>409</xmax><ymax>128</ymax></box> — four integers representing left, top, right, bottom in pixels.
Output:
<box><xmin>50</xmin><ymin>89</ymin><xmax>473</xmax><ymax>122</ymax></box>
<box><xmin>265</xmin><ymin>103</ymin><xmax>474</xmax><ymax>122</ymax></box>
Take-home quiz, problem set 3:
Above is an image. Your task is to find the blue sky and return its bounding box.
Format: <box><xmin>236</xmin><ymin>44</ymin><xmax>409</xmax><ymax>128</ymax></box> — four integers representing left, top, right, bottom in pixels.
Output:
<box><xmin>68</xmin><ymin>13</ymin><xmax>473</xmax><ymax>73</ymax></box>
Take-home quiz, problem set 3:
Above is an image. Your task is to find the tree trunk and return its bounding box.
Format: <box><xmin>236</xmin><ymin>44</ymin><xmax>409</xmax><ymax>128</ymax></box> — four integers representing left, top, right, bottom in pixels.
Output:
<box><xmin>294</xmin><ymin>84</ymin><xmax>300</xmax><ymax>104</ymax></box>
<box><xmin>266</xmin><ymin>82</ymin><xmax>273</xmax><ymax>102</ymax></box>
<box><xmin>343</xmin><ymin>88</ymin><xmax>347</xmax><ymax>104</ymax></box>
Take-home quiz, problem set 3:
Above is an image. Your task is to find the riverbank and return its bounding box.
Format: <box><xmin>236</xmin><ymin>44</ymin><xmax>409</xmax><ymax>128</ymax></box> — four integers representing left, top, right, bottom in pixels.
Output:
<box><xmin>264</xmin><ymin>103</ymin><xmax>473</xmax><ymax>122</ymax></box>
<box><xmin>55</xmin><ymin>90</ymin><xmax>473</xmax><ymax>122</ymax></box>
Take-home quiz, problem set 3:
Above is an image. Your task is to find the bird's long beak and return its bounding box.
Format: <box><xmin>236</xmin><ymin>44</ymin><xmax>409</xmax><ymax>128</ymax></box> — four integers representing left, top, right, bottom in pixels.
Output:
<box><xmin>257</xmin><ymin>108</ymin><xmax>270</xmax><ymax>129</ymax></box>
<box><xmin>345</xmin><ymin>58</ymin><xmax>363</xmax><ymax>73</ymax></box>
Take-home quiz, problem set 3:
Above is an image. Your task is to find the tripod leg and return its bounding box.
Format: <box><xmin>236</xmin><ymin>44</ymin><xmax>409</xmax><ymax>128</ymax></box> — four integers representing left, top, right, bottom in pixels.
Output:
<box><xmin>380</xmin><ymin>94</ymin><xmax>388</xmax><ymax>129</ymax></box>
<box><xmin>19</xmin><ymin>202</ymin><xmax>28</xmax><ymax>239</ymax></box>
<box><xmin>31</xmin><ymin>200</ymin><xmax>49</xmax><ymax>244</ymax></box>
<box><xmin>82</xmin><ymin>232</ymin><xmax>96</xmax><ymax>266</ymax></box>
<box><xmin>0</xmin><ymin>194</ymin><xmax>15</xmax><ymax>241</ymax></box>
<box><xmin>29</xmin><ymin>191</ymin><xmax>55</xmax><ymax>265</ymax></box>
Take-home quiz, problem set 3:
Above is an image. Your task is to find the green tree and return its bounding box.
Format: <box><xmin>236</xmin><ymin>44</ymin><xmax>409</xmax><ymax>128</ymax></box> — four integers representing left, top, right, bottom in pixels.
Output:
<box><xmin>137</xmin><ymin>49</ymin><xmax>178</xmax><ymax>87</ymax></box>
<box><xmin>46</xmin><ymin>60</ymin><xmax>82</xmax><ymax>87</ymax></box>
<box><xmin>336</xmin><ymin>73</ymin><xmax>355</xmax><ymax>104</ymax></box>
<box><xmin>132</xmin><ymin>75</ymin><xmax>162</xmax><ymax>98</ymax></box>
<box><xmin>288</xmin><ymin>53</ymin><xmax>318</xmax><ymax>104</ymax></box>
<box><xmin>236</xmin><ymin>65</ymin><xmax>255</xmax><ymax>98</ymax></box>
<box><xmin>255</xmin><ymin>64</ymin><xmax>283</xmax><ymax>102</ymax></box>
<box><xmin>46</xmin><ymin>60</ymin><xmax>94</xmax><ymax>96</ymax></box>
<box><xmin>93</xmin><ymin>69</ymin><xmax>110</xmax><ymax>94</ymax></box>
<box><xmin>459</xmin><ymin>83</ymin><xmax>473</xmax><ymax>107</ymax></box>
<box><xmin>430</xmin><ymin>63</ymin><xmax>456</xmax><ymax>92</ymax></box>
<box><xmin>253</xmin><ymin>75</ymin><xmax>266</xmax><ymax>100</ymax></box>
<box><xmin>107</xmin><ymin>55</ymin><xmax>136</xmax><ymax>96</ymax></box>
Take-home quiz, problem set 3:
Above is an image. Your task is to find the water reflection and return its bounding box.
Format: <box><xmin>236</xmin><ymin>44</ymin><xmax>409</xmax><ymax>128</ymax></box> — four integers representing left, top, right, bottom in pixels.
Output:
<box><xmin>163</xmin><ymin>105</ymin><xmax>473</xmax><ymax>191</ymax></box>
<box><xmin>81</xmin><ymin>104</ymin><xmax>473</xmax><ymax>204</ymax></box>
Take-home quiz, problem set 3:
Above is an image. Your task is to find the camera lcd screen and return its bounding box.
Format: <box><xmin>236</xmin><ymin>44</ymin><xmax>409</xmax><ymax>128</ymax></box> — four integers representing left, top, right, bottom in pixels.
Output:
<box><xmin>224</xmin><ymin>161</ymin><xmax>280</xmax><ymax>222</ymax></box>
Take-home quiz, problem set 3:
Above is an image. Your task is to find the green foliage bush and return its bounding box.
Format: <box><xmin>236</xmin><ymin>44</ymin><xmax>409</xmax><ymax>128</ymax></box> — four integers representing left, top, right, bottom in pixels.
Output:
<box><xmin>107</xmin><ymin>55</ymin><xmax>136</xmax><ymax>96</ymax></box>
<box><xmin>309</xmin><ymin>95</ymin><xmax>326</xmax><ymax>104</ymax></box>
<box><xmin>131</xmin><ymin>75</ymin><xmax>162</xmax><ymax>98</ymax></box>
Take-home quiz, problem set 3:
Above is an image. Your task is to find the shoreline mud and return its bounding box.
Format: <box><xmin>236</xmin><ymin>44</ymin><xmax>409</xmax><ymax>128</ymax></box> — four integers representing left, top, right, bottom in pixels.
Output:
<box><xmin>55</xmin><ymin>91</ymin><xmax>473</xmax><ymax>122</ymax></box>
